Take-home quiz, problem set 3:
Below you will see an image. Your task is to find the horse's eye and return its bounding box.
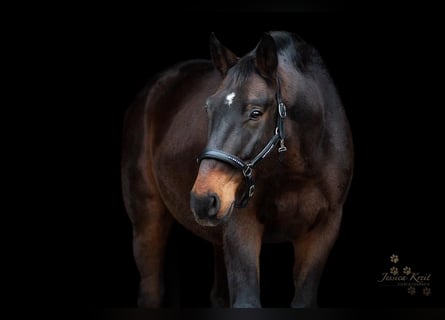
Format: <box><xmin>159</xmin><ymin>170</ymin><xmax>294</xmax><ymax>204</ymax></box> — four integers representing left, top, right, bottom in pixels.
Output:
<box><xmin>249</xmin><ymin>110</ymin><xmax>263</xmax><ymax>120</ymax></box>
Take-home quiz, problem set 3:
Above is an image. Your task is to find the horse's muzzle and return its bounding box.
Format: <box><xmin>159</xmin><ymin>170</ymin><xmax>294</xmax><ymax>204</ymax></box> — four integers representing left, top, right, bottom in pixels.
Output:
<box><xmin>190</xmin><ymin>192</ymin><xmax>233</xmax><ymax>226</ymax></box>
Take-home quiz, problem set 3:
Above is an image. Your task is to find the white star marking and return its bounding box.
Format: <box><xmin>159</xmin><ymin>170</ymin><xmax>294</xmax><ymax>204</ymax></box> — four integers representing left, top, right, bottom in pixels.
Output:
<box><xmin>225</xmin><ymin>92</ymin><xmax>236</xmax><ymax>107</ymax></box>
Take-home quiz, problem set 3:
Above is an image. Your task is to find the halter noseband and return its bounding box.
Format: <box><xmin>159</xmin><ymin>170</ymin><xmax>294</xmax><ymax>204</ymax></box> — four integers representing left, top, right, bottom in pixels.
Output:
<box><xmin>197</xmin><ymin>78</ymin><xmax>287</xmax><ymax>208</ymax></box>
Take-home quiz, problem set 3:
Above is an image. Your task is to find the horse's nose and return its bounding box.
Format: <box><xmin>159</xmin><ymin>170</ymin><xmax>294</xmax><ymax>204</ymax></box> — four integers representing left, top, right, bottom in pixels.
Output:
<box><xmin>190</xmin><ymin>192</ymin><xmax>221</xmax><ymax>220</ymax></box>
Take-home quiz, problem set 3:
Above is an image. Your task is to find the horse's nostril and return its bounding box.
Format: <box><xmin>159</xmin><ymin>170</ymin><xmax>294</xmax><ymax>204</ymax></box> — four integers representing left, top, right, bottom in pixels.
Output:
<box><xmin>207</xmin><ymin>193</ymin><xmax>220</xmax><ymax>217</ymax></box>
<box><xmin>190</xmin><ymin>192</ymin><xmax>221</xmax><ymax>219</ymax></box>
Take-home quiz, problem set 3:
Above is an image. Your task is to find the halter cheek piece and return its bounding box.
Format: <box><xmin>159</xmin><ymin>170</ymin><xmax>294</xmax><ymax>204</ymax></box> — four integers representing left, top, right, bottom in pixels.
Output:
<box><xmin>197</xmin><ymin>78</ymin><xmax>287</xmax><ymax>208</ymax></box>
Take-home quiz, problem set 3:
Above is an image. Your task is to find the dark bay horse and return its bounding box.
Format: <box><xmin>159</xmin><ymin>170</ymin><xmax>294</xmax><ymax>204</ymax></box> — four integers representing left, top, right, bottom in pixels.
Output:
<box><xmin>121</xmin><ymin>31</ymin><xmax>353</xmax><ymax>308</ymax></box>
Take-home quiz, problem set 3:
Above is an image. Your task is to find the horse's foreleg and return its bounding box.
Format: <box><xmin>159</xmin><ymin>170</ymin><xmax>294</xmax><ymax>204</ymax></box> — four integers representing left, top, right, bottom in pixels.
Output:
<box><xmin>291</xmin><ymin>209</ymin><xmax>342</xmax><ymax>308</ymax></box>
<box><xmin>127</xmin><ymin>196</ymin><xmax>173</xmax><ymax>308</ymax></box>
<box><xmin>223</xmin><ymin>211</ymin><xmax>264</xmax><ymax>308</ymax></box>
<box><xmin>210</xmin><ymin>245</ymin><xmax>229</xmax><ymax>307</ymax></box>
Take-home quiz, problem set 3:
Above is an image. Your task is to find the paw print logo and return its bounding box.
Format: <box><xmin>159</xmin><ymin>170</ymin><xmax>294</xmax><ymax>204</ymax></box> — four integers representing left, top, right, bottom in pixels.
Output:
<box><xmin>407</xmin><ymin>287</ymin><xmax>416</xmax><ymax>296</ymax></box>
<box><xmin>390</xmin><ymin>266</ymin><xmax>399</xmax><ymax>275</ymax></box>
<box><xmin>423</xmin><ymin>287</ymin><xmax>431</xmax><ymax>296</ymax></box>
<box><xmin>403</xmin><ymin>266</ymin><xmax>412</xmax><ymax>275</ymax></box>
<box><xmin>390</xmin><ymin>254</ymin><xmax>399</xmax><ymax>263</ymax></box>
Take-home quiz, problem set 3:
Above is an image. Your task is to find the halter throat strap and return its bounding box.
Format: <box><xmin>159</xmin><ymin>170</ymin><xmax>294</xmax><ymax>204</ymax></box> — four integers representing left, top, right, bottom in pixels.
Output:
<box><xmin>197</xmin><ymin>78</ymin><xmax>287</xmax><ymax>208</ymax></box>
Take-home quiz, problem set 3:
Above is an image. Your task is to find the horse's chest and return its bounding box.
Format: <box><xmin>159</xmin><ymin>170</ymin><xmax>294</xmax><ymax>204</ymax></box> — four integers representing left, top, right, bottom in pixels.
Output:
<box><xmin>259</xmin><ymin>185</ymin><xmax>327</xmax><ymax>242</ymax></box>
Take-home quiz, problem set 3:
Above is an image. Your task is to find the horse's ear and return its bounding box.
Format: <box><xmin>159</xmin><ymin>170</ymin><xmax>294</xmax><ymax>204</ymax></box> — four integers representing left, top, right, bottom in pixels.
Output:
<box><xmin>255</xmin><ymin>33</ymin><xmax>278</xmax><ymax>81</ymax></box>
<box><xmin>209</xmin><ymin>33</ymin><xmax>238</xmax><ymax>76</ymax></box>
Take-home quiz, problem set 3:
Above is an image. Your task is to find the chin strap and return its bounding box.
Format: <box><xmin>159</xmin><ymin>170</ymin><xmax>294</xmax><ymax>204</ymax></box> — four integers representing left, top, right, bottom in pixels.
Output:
<box><xmin>197</xmin><ymin>78</ymin><xmax>287</xmax><ymax>208</ymax></box>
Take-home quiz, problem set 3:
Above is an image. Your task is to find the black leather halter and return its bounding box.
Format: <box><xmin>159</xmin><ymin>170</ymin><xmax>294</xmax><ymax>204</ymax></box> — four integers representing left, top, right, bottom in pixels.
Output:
<box><xmin>197</xmin><ymin>78</ymin><xmax>287</xmax><ymax>208</ymax></box>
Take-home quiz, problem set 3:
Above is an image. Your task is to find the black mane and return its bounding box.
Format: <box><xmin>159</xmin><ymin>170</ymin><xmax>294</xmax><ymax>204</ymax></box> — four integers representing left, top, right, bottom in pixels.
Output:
<box><xmin>270</xmin><ymin>31</ymin><xmax>317</xmax><ymax>71</ymax></box>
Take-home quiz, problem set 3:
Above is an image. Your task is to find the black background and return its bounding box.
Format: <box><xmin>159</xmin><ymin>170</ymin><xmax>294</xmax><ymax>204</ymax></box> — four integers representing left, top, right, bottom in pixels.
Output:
<box><xmin>70</xmin><ymin>9</ymin><xmax>445</xmax><ymax>310</ymax></box>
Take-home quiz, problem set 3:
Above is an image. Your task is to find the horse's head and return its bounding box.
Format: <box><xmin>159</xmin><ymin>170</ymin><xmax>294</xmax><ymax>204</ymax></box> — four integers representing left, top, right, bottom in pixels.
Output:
<box><xmin>191</xmin><ymin>33</ymin><xmax>286</xmax><ymax>226</ymax></box>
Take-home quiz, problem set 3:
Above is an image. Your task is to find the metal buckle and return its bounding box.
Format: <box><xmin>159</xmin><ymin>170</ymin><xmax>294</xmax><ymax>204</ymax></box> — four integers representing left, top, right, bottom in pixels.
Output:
<box><xmin>243</xmin><ymin>166</ymin><xmax>252</xmax><ymax>177</ymax></box>
<box><xmin>278</xmin><ymin>139</ymin><xmax>287</xmax><ymax>153</ymax></box>
<box><xmin>278</xmin><ymin>102</ymin><xmax>287</xmax><ymax>118</ymax></box>
<box><xmin>248</xmin><ymin>185</ymin><xmax>255</xmax><ymax>197</ymax></box>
